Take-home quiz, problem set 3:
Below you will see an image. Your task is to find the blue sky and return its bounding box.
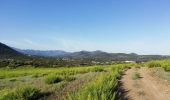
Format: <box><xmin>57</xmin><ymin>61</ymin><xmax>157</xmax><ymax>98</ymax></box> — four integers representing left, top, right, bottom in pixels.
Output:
<box><xmin>0</xmin><ymin>0</ymin><xmax>170</xmax><ymax>55</ymax></box>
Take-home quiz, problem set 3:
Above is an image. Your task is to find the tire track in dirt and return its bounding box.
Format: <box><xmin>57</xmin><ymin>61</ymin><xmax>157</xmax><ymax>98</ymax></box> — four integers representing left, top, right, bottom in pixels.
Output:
<box><xmin>120</xmin><ymin>67</ymin><xmax>170</xmax><ymax>100</ymax></box>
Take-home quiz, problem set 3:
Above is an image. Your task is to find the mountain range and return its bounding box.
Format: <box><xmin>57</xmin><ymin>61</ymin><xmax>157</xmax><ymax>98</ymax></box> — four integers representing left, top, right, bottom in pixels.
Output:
<box><xmin>14</xmin><ymin>48</ymin><xmax>138</xmax><ymax>58</ymax></box>
<box><xmin>0</xmin><ymin>42</ymin><xmax>169</xmax><ymax>62</ymax></box>
<box><xmin>14</xmin><ymin>48</ymin><xmax>70</xmax><ymax>57</ymax></box>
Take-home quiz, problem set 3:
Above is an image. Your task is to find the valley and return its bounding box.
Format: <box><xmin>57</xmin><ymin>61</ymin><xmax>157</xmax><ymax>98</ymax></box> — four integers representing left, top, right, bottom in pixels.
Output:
<box><xmin>1</xmin><ymin>42</ymin><xmax>170</xmax><ymax>100</ymax></box>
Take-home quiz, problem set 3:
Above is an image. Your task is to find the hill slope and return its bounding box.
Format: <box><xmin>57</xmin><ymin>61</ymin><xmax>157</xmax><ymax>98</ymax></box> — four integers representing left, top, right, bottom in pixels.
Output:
<box><xmin>0</xmin><ymin>42</ymin><xmax>23</xmax><ymax>59</ymax></box>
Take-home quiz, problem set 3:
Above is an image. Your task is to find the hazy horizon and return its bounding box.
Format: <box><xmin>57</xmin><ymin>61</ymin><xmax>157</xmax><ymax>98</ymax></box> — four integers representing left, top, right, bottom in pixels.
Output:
<box><xmin>0</xmin><ymin>42</ymin><xmax>168</xmax><ymax>56</ymax></box>
<box><xmin>1</xmin><ymin>0</ymin><xmax>170</xmax><ymax>55</ymax></box>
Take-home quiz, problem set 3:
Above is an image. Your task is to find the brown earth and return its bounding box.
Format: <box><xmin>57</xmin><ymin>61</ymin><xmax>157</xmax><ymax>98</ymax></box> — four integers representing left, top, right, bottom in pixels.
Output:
<box><xmin>120</xmin><ymin>67</ymin><xmax>170</xmax><ymax>100</ymax></box>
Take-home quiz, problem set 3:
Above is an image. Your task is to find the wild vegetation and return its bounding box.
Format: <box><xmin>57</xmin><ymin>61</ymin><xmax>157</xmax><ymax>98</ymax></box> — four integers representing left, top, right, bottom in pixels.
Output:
<box><xmin>67</xmin><ymin>64</ymin><xmax>128</xmax><ymax>100</ymax></box>
<box><xmin>1</xmin><ymin>43</ymin><xmax>170</xmax><ymax>100</ymax></box>
<box><xmin>131</xmin><ymin>72</ymin><xmax>141</xmax><ymax>80</ymax></box>
<box><xmin>1</xmin><ymin>86</ymin><xmax>41</xmax><ymax>100</ymax></box>
<box><xmin>147</xmin><ymin>60</ymin><xmax>170</xmax><ymax>71</ymax></box>
<box><xmin>146</xmin><ymin>60</ymin><xmax>170</xmax><ymax>82</ymax></box>
<box><xmin>1</xmin><ymin>60</ymin><xmax>170</xmax><ymax>100</ymax></box>
<box><xmin>0</xmin><ymin>64</ymin><xmax>133</xmax><ymax>100</ymax></box>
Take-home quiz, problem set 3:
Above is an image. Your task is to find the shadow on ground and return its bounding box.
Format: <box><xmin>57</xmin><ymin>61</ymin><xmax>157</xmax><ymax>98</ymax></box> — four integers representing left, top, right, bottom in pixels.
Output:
<box><xmin>116</xmin><ymin>73</ymin><xmax>132</xmax><ymax>100</ymax></box>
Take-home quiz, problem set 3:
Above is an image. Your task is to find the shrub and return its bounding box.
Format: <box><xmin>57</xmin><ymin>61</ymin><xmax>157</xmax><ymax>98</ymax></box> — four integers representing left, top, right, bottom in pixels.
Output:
<box><xmin>0</xmin><ymin>61</ymin><xmax>9</xmax><ymax>68</ymax></box>
<box><xmin>148</xmin><ymin>61</ymin><xmax>161</xmax><ymax>68</ymax></box>
<box><xmin>2</xmin><ymin>86</ymin><xmax>41</xmax><ymax>100</ymax></box>
<box><xmin>132</xmin><ymin>72</ymin><xmax>140</xmax><ymax>80</ymax></box>
<box><xmin>91</xmin><ymin>67</ymin><xmax>104</xmax><ymax>72</ymax></box>
<box><xmin>135</xmin><ymin>65</ymin><xmax>141</xmax><ymax>69</ymax></box>
<box><xmin>147</xmin><ymin>60</ymin><xmax>170</xmax><ymax>72</ymax></box>
<box><xmin>32</xmin><ymin>74</ymin><xmax>39</xmax><ymax>78</ymax></box>
<box><xmin>55</xmin><ymin>81</ymin><xmax>67</xmax><ymax>91</ymax></box>
<box><xmin>164</xmin><ymin>66</ymin><xmax>170</xmax><ymax>71</ymax></box>
<box><xmin>9</xmin><ymin>78</ymin><xmax>17</xmax><ymax>82</ymax></box>
<box><xmin>68</xmin><ymin>67</ymin><xmax>123</xmax><ymax>100</ymax></box>
<box><xmin>64</xmin><ymin>75</ymin><xmax>76</xmax><ymax>82</ymax></box>
<box><xmin>44</xmin><ymin>74</ymin><xmax>62</xmax><ymax>84</ymax></box>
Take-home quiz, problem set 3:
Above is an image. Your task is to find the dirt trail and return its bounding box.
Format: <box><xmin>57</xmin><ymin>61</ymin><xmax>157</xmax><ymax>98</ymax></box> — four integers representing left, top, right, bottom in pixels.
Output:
<box><xmin>120</xmin><ymin>67</ymin><xmax>170</xmax><ymax>100</ymax></box>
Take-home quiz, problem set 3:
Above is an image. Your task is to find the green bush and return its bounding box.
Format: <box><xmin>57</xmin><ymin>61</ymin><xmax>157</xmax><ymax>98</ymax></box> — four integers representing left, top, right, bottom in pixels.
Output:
<box><xmin>0</xmin><ymin>61</ymin><xmax>9</xmax><ymax>68</ymax></box>
<box><xmin>44</xmin><ymin>74</ymin><xmax>62</xmax><ymax>84</ymax></box>
<box><xmin>164</xmin><ymin>66</ymin><xmax>170</xmax><ymax>71</ymax></box>
<box><xmin>147</xmin><ymin>60</ymin><xmax>170</xmax><ymax>72</ymax></box>
<box><xmin>9</xmin><ymin>78</ymin><xmax>17</xmax><ymax>82</ymax></box>
<box><xmin>32</xmin><ymin>74</ymin><xmax>40</xmax><ymax>78</ymax></box>
<box><xmin>132</xmin><ymin>72</ymin><xmax>140</xmax><ymax>80</ymax></box>
<box><xmin>64</xmin><ymin>75</ymin><xmax>76</xmax><ymax>82</ymax></box>
<box><xmin>148</xmin><ymin>61</ymin><xmax>161</xmax><ymax>68</ymax></box>
<box><xmin>55</xmin><ymin>81</ymin><xmax>67</xmax><ymax>91</ymax></box>
<box><xmin>91</xmin><ymin>67</ymin><xmax>104</xmax><ymax>72</ymax></box>
<box><xmin>2</xmin><ymin>86</ymin><xmax>41</xmax><ymax>100</ymax></box>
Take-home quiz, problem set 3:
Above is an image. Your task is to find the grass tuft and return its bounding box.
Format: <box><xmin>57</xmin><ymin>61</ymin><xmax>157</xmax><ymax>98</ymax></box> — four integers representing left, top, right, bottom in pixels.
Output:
<box><xmin>44</xmin><ymin>74</ymin><xmax>62</xmax><ymax>84</ymax></box>
<box><xmin>64</xmin><ymin>75</ymin><xmax>76</xmax><ymax>82</ymax></box>
<box><xmin>2</xmin><ymin>86</ymin><xmax>41</xmax><ymax>100</ymax></box>
<box><xmin>9</xmin><ymin>78</ymin><xmax>17</xmax><ymax>82</ymax></box>
<box><xmin>132</xmin><ymin>72</ymin><xmax>140</xmax><ymax>80</ymax></box>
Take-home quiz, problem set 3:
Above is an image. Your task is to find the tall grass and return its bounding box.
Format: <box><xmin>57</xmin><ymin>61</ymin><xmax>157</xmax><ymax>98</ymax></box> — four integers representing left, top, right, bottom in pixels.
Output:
<box><xmin>1</xmin><ymin>86</ymin><xmax>41</xmax><ymax>100</ymax></box>
<box><xmin>44</xmin><ymin>74</ymin><xmax>62</xmax><ymax>84</ymax></box>
<box><xmin>67</xmin><ymin>65</ymin><xmax>128</xmax><ymax>100</ymax></box>
<box><xmin>0</xmin><ymin>66</ymin><xmax>105</xmax><ymax>79</ymax></box>
<box><xmin>147</xmin><ymin>60</ymin><xmax>170</xmax><ymax>71</ymax></box>
<box><xmin>0</xmin><ymin>64</ymin><xmax>132</xmax><ymax>99</ymax></box>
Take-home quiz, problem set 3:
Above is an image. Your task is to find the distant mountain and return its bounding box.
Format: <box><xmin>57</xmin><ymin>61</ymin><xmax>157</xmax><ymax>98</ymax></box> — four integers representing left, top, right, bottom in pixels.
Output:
<box><xmin>0</xmin><ymin>42</ymin><xmax>167</xmax><ymax>62</ymax></box>
<box><xmin>66</xmin><ymin>50</ymin><xmax>114</xmax><ymax>58</ymax></box>
<box><xmin>65</xmin><ymin>50</ymin><xmax>140</xmax><ymax>61</ymax></box>
<box><xmin>0</xmin><ymin>42</ymin><xmax>23</xmax><ymax>59</ymax></box>
<box><xmin>61</xmin><ymin>51</ymin><xmax>168</xmax><ymax>62</ymax></box>
<box><xmin>1</xmin><ymin>42</ymin><xmax>169</xmax><ymax>68</ymax></box>
<box><xmin>15</xmin><ymin>49</ymin><xmax>71</xmax><ymax>57</ymax></box>
<box><xmin>14</xmin><ymin>48</ymin><xmax>168</xmax><ymax>62</ymax></box>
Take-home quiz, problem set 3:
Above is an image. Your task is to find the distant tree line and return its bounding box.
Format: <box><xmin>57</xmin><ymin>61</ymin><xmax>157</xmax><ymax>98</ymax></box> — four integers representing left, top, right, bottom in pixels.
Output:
<box><xmin>0</xmin><ymin>54</ymin><xmax>169</xmax><ymax>68</ymax></box>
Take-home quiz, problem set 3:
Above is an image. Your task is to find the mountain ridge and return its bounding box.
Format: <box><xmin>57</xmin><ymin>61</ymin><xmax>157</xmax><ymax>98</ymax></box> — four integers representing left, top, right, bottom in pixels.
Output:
<box><xmin>14</xmin><ymin>48</ymin><xmax>71</xmax><ymax>57</ymax></box>
<box><xmin>0</xmin><ymin>42</ymin><xmax>23</xmax><ymax>59</ymax></box>
<box><xmin>0</xmin><ymin>42</ymin><xmax>169</xmax><ymax>62</ymax></box>
<box><xmin>15</xmin><ymin>48</ymin><xmax>139</xmax><ymax>58</ymax></box>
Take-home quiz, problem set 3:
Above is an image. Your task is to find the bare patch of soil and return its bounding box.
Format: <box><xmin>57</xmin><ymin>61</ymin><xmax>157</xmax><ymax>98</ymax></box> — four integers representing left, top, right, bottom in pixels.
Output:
<box><xmin>120</xmin><ymin>67</ymin><xmax>170</xmax><ymax>100</ymax></box>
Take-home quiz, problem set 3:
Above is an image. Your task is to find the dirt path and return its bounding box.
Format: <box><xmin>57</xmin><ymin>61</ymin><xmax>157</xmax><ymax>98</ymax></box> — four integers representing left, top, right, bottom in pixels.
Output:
<box><xmin>120</xmin><ymin>67</ymin><xmax>170</xmax><ymax>100</ymax></box>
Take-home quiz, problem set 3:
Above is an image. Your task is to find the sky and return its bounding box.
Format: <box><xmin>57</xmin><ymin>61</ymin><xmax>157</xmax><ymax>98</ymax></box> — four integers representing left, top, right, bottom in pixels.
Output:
<box><xmin>0</xmin><ymin>0</ymin><xmax>170</xmax><ymax>55</ymax></box>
